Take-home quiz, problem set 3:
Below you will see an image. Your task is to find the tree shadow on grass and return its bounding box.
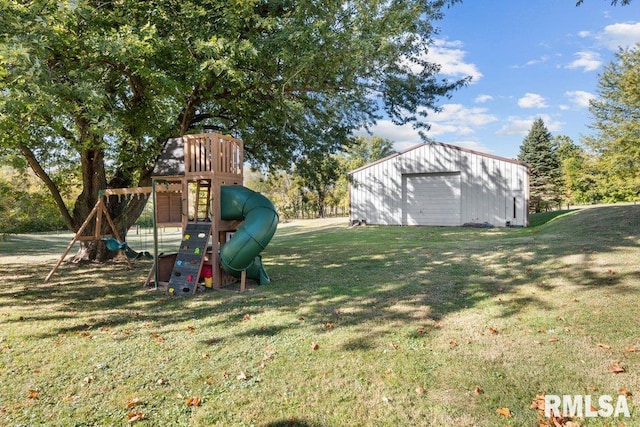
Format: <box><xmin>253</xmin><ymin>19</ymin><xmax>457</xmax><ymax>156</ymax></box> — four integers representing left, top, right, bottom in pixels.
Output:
<box><xmin>261</xmin><ymin>419</ymin><xmax>323</xmax><ymax>427</ymax></box>
<box><xmin>0</xmin><ymin>205</ymin><xmax>638</xmax><ymax>349</ymax></box>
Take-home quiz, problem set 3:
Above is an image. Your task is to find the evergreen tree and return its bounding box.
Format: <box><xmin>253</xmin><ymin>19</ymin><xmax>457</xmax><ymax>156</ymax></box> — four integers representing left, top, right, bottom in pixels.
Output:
<box><xmin>518</xmin><ymin>118</ymin><xmax>563</xmax><ymax>212</ymax></box>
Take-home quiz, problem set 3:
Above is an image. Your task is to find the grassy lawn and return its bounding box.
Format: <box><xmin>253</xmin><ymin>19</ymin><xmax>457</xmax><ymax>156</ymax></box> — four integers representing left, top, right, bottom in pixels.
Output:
<box><xmin>1</xmin><ymin>205</ymin><xmax>639</xmax><ymax>426</ymax></box>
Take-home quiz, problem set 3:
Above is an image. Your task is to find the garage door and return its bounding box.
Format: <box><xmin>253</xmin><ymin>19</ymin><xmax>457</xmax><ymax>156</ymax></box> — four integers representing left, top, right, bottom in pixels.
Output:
<box><xmin>402</xmin><ymin>173</ymin><xmax>461</xmax><ymax>226</ymax></box>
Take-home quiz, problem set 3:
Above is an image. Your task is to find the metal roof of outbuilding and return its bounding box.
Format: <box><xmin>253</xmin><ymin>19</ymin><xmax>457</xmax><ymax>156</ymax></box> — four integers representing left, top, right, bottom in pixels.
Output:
<box><xmin>348</xmin><ymin>141</ymin><xmax>529</xmax><ymax>175</ymax></box>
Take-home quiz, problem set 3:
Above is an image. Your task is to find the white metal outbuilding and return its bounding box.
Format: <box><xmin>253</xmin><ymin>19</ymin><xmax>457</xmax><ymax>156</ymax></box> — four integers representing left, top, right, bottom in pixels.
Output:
<box><xmin>349</xmin><ymin>142</ymin><xmax>530</xmax><ymax>227</ymax></box>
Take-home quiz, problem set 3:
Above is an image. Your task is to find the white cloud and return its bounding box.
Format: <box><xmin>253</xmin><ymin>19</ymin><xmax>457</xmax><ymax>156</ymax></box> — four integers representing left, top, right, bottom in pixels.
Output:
<box><xmin>426</xmin><ymin>103</ymin><xmax>498</xmax><ymax>135</ymax></box>
<box><xmin>526</xmin><ymin>55</ymin><xmax>550</xmax><ymax>66</ymax></box>
<box><xmin>426</xmin><ymin>39</ymin><xmax>483</xmax><ymax>82</ymax></box>
<box><xmin>355</xmin><ymin>103</ymin><xmax>499</xmax><ymax>151</ymax></box>
<box><xmin>511</xmin><ymin>54</ymin><xmax>559</xmax><ymax>69</ymax></box>
<box><xmin>565</xmin><ymin>51</ymin><xmax>602</xmax><ymax>72</ymax></box>
<box><xmin>355</xmin><ymin>120</ymin><xmax>422</xmax><ymax>152</ymax></box>
<box><xmin>496</xmin><ymin>115</ymin><xmax>563</xmax><ymax>137</ymax></box>
<box><xmin>578</xmin><ymin>30</ymin><xmax>592</xmax><ymax>38</ymax></box>
<box><xmin>518</xmin><ymin>93</ymin><xmax>548</xmax><ymax>109</ymax></box>
<box><xmin>475</xmin><ymin>94</ymin><xmax>494</xmax><ymax>103</ymax></box>
<box><xmin>596</xmin><ymin>22</ymin><xmax>640</xmax><ymax>50</ymax></box>
<box><xmin>565</xmin><ymin>90</ymin><xmax>595</xmax><ymax>108</ymax></box>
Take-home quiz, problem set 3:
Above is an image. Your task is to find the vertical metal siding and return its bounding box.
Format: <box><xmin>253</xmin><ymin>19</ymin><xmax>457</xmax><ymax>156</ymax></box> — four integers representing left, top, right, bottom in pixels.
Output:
<box><xmin>350</xmin><ymin>143</ymin><xmax>529</xmax><ymax>227</ymax></box>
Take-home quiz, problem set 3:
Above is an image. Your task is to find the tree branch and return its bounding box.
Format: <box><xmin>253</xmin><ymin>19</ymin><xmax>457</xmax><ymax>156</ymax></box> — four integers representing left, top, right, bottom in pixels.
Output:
<box><xmin>576</xmin><ymin>0</ymin><xmax>632</xmax><ymax>5</ymax></box>
<box><xmin>17</xmin><ymin>143</ymin><xmax>75</xmax><ymax>231</ymax></box>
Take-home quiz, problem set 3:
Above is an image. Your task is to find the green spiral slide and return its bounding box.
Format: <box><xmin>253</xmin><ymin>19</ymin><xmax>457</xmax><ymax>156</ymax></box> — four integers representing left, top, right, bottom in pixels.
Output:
<box><xmin>219</xmin><ymin>185</ymin><xmax>279</xmax><ymax>285</ymax></box>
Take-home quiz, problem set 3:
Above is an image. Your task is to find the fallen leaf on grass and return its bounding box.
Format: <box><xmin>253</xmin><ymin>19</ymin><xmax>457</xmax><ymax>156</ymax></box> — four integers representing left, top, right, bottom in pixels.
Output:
<box><xmin>150</xmin><ymin>333</ymin><xmax>163</xmax><ymax>344</ymax></box>
<box><xmin>597</xmin><ymin>343</ymin><xmax>611</xmax><ymax>350</ymax></box>
<box><xmin>126</xmin><ymin>398</ymin><xmax>142</xmax><ymax>409</ymax></box>
<box><xmin>488</xmin><ymin>327</ymin><xmax>499</xmax><ymax>335</ymax></box>
<box><xmin>496</xmin><ymin>407</ymin><xmax>511</xmax><ymax>417</ymax></box>
<box><xmin>618</xmin><ymin>386</ymin><xmax>632</xmax><ymax>396</ymax></box>
<box><xmin>126</xmin><ymin>412</ymin><xmax>144</xmax><ymax>423</ymax></box>
<box><xmin>324</xmin><ymin>322</ymin><xmax>334</xmax><ymax>330</ymax></box>
<box><xmin>548</xmin><ymin>336</ymin><xmax>559</xmax><ymax>342</ymax></box>
<box><xmin>449</xmin><ymin>340</ymin><xmax>458</xmax><ymax>348</ymax></box>
<box><xmin>474</xmin><ymin>386</ymin><xmax>484</xmax><ymax>395</ymax></box>
<box><xmin>186</xmin><ymin>396</ymin><xmax>201</xmax><ymax>407</ymax></box>
<box><xmin>242</xmin><ymin>314</ymin><xmax>251</xmax><ymax>322</ymax></box>
<box><xmin>609</xmin><ymin>362</ymin><xmax>625</xmax><ymax>374</ymax></box>
<box><xmin>530</xmin><ymin>394</ymin><xmax>545</xmax><ymax>411</ymax></box>
<box><xmin>187</xmin><ymin>325</ymin><xmax>196</xmax><ymax>333</ymax></box>
<box><xmin>415</xmin><ymin>387</ymin><xmax>424</xmax><ymax>395</ymax></box>
<box><xmin>545</xmin><ymin>419</ymin><xmax>582</xmax><ymax>427</ymax></box>
<box><xmin>237</xmin><ymin>372</ymin><xmax>250</xmax><ymax>381</ymax></box>
<box><xmin>311</xmin><ymin>342</ymin><xmax>319</xmax><ymax>350</ymax></box>
<box><xmin>624</xmin><ymin>346</ymin><xmax>637</xmax><ymax>353</ymax></box>
<box><xmin>27</xmin><ymin>389</ymin><xmax>39</xmax><ymax>399</ymax></box>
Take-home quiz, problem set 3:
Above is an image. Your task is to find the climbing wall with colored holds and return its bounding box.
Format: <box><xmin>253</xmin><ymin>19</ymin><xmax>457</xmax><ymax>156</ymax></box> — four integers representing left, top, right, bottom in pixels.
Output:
<box><xmin>168</xmin><ymin>223</ymin><xmax>212</xmax><ymax>295</ymax></box>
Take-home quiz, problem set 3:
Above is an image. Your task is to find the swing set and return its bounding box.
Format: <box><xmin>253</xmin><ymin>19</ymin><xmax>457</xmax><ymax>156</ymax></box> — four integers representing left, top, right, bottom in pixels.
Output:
<box><xmin>44</xmin><ymin>186</ymin><xmax>165</xmax><ymax>283</ymax></box>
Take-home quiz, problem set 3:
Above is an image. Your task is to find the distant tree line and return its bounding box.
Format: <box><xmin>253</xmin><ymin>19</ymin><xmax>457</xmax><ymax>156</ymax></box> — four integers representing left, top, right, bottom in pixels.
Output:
<box><xmin>245</xmin><ymin>136</ymin><xmax>396</xmax><ymax>220</ymax></box>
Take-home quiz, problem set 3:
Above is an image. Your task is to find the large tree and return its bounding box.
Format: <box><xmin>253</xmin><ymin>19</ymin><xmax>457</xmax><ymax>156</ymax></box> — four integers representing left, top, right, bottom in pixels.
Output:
<box><xmin>552</xmin><ymin>135</ymin><xmax>600</xmax><ymax>205</ymax></box>
<box><xmin>0</xmin><ymin>0</ymin><xmax>467</xmax><ymax>260</ymax></box>
<box><xmin>585</xmin><ymin>44</ymin><xmax>640</xmax><ymax>202</ymax></box>
<box><xmin>518</xmin><ymin>118</ymin><xmax>563</xmax><ymax>212</ymax></box>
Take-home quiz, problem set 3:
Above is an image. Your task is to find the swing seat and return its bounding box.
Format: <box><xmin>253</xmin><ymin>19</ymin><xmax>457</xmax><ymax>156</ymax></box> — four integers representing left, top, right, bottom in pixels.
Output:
<box><xmin>101</xmin><ymin>237</ymin><xmax>153</xmax><ymax>260</ymax></box>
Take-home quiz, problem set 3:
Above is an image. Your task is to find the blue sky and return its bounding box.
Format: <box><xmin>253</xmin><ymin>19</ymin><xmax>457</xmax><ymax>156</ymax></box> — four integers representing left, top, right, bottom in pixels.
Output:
<box><xmin>363</xmin><ymin>0</ymin><xmax>640</xmax><ymax>159</ymax></box>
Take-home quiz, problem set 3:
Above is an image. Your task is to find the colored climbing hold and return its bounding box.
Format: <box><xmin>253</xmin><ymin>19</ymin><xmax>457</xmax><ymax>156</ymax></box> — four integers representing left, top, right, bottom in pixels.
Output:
<box><xmin>169</xmin><ymin>288</ymin><xmax>175</xmax><ymax>295</ymax></box>
<box><xmin>187</xmin><ymin>274</ymin><xmax>193</xmax><ymax>282</ymax></box>
<box><xmin>194</xmin><ymin>248</ymin><xmax>201</xmax><ymax>255</ymax></box>
<box><xmin>184</xmin><ymin>234</ymin><xmax>191</xmax><ymax>240</ymax></box>
<box><xmin>176</xmin><ymin>260</ymin><xmax>183</xmax><ymax>266</ymax></box>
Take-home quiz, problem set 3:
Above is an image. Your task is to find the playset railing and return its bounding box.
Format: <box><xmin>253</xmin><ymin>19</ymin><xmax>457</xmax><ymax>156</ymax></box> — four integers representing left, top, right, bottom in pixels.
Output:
<box><xmin>183</xmin><ymin>133</ymin><xmax>243</xmax><ymax>179</ymax></box>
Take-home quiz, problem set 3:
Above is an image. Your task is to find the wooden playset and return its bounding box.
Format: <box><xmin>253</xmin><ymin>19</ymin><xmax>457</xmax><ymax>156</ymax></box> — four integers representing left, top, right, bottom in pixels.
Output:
<box><xmin>45</xmin><ymin>133</ymin><xmax>278</xmax><ymax>294</ymax></box>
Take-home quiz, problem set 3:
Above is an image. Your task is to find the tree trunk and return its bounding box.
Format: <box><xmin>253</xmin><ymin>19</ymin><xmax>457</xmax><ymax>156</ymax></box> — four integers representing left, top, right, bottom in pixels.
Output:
<box><xmin>70</xmin><ymin>146</ymin><xmax>152</xmax><ymax>262</ymax></box>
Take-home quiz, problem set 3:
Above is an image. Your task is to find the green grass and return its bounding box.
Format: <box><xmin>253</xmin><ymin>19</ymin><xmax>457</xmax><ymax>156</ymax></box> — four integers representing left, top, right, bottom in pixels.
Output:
<box><xmin>527</xmin><ymin>209</ymin><xmax>579</xmax><ymax>227</ymax></box>
<box><xmin>1</xmin><ymin>205</ymin><xmax>639</xmax><ymax>426</ymax></box>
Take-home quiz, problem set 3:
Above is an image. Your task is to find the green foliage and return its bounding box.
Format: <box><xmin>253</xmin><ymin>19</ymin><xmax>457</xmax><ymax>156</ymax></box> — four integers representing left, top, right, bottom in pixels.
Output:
<box><xmin>518</xmin><ymin>119</ymin><xmax>563</xmax><ymax>212</ymax></box>
<box><xmin>245</xmin><ymin>136</ymin><xmax>397</xmax><ymax>219</ymax></box>
<box><xmin>342</xmin><ymin>136</ymin><xmax>397</xmax><ymax>171</ymax></box>
<box><xmin>245</xmin><ymin>169</ymin><xmax>305</xmax><ymax>220</ymax></box>
<box><xmin>294</xmin><ymin>155</ymin><xmax>341</xmax><ymax>218</ymax></box>
<box><xmin>0</xmin><ymin>0</ymin><xmax>466</xmax><ymax>246</ymax></box>
<box><xmin>552</xmin><ymin>135</ymin><xmax>599</xmax><ymax>205</ymax></box>
<box><xmin>585</xmin><ymin>44</ymin><xmax>640</xmax><ymax>202</ymax></box>
<box><xmin>0</xmin><ymin>169</ymin><xmax>67</xmax><ymax>233</ymax></box>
